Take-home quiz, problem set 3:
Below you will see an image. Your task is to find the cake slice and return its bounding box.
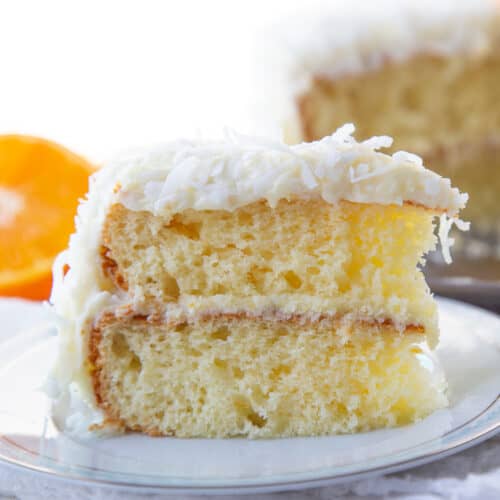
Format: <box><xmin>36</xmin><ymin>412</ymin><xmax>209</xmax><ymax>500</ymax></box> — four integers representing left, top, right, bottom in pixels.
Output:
<box><xmin>50</xmin><ymin>125</ymin><xmax>467</xmax><ymax>438</ymax></box>
<box><xmin>270</xmin><ymin>0</ymin><xmax>499</xmax><ymax>239</ymax></box>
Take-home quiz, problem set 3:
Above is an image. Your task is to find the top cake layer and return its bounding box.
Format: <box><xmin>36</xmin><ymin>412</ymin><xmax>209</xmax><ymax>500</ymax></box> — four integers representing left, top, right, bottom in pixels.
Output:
<box><xmin>279</xmin><ymin>0</ymin><xmax>499</xmax><ymax>87</ymax></box>
<box><xmin>51</xmin><ymin>126</ymin><xmax>466</xmax><ymax>328</ymax></box>
<box><xmin>88</xmin><ymin>124</ymin><xmax>466</xmax><ymax>219</ymax></box>
<box><xmin>50</xmin><ymin>125</ymin><xmax>466</xmax><ymax>328</ymax></box>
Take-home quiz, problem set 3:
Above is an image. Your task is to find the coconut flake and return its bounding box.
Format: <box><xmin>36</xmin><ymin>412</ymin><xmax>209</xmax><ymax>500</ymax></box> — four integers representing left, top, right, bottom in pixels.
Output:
<box><xmin>361</xmin><ymin>135</ymin><xmax>393</xmax><ymax>150</ymax></box>
<box><xmin>349</xmin><ymin>163</ymin><xmax>393</xmax><ymax>183</ymax></box>
<box><xmin>438</xmin><ymin>214</ymin><xmax>470</xmax><ymax>264</ymax></box>
<box><xmin>393</xmin><ymin>151</ymin><xmax>424</xmax><ymax>167</ymax></box>
<box><xmin>300</xmin><ymin>164</ymin><xmax>319</xmax><ymax>189</ymax></box>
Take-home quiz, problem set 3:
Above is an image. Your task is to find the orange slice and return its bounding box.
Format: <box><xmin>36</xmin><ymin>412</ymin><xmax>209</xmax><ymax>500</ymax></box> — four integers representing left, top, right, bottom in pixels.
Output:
<box><xmin>0</xmin><ymin>135</ymin><xmax>96</xmax><ymax>300</ymax></box>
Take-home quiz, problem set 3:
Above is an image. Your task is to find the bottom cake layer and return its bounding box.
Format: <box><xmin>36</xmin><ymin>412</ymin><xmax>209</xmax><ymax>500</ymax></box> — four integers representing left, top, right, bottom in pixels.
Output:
<box><xmin>89</xmin><ymin>313</ymin><xmax>447</xmax><ymax>438</ymax></box>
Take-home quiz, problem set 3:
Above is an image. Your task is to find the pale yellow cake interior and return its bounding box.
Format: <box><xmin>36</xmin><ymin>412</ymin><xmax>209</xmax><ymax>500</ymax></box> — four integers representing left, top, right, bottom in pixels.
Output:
<box><xmin>102</xmin><ymin>200</ymin><xmax>438</xmax><ymax>340</ymax></box>
<box><xmin>91</xmin><ymin>314</ymin><xmax>445</xmax><ymax>438</ymax></box>
<box><xmin>297</xmin><ymin>52</ymin><xmax>500</xmax><ymax>154</ymax></box>
<box><xmin>84</xmin><ymin>197</ymin><xmax>447</xmax><ymax>437</ymax></box>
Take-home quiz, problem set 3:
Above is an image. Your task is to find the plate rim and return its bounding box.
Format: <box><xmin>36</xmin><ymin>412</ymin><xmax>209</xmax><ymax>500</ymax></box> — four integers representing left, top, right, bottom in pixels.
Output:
<box><xmin>1</xmin><ymin>422</ymin><xmax>498</xmax><ymax>495</ymax></box>
<box><xmin>0</xmin><ymin>297</ymin><xmax>499</xmax><ymax>494</ymax></box>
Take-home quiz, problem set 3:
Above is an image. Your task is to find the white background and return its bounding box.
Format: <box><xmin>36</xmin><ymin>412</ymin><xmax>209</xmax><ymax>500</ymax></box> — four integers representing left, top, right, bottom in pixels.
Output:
<box><xmin>0</xmin><ymin>0</ymin><xmax>301</xmax><ymax>162</ymax></box>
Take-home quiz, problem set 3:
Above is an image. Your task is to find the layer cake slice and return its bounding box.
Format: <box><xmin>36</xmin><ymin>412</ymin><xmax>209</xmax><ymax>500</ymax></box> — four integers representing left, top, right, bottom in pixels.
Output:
<box><xmin>50</xmin><ymin>125</ymin><xmax>467</xmax><ymax>437</ymax></box>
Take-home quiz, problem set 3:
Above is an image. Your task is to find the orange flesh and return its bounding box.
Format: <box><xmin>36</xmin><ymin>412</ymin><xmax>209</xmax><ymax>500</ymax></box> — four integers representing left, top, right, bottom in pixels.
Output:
<box><xmin>0</xmin><ymin>135</ymin><xmax>95</xmax><ymax>299</ymax></box>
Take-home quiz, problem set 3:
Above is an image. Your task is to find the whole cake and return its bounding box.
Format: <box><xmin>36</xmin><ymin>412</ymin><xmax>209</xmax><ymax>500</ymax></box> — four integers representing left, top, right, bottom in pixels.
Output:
<box><xmin>273</xmin><ymin>0</ymin><xmax>499</xmax><ymax>240</ymax></box>
<box><xmin>50</xmin><ymin>126</ymin><xmax>466</xmax><ymax>438</ymax></box>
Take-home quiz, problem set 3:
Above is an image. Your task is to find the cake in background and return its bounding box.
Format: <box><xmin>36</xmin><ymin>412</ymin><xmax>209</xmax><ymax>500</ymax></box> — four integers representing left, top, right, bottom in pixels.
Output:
<box><xmin>50</xmin><ymin>125</ymin><xmax>466</xmax><ymax>438</ymax></box>
<box><xmin>271</xmin><ymin>0</ymin><xmax>499</xmax><ymax>250</ymax></box>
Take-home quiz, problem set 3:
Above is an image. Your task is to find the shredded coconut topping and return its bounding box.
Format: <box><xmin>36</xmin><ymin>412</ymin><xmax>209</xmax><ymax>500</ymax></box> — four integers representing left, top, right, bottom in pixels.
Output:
<box><xmin>438</xmin><ymin>215</ymin><xmax>471</xmax><ymax>264</ymax></box>
<box><xmin>98</xmin><ymin>124</ymin><xmax>467</xmax><ymax>218</ymax></box>
<box><xmin>285</xmin><ymin>0</ymin><xmax>498</xmax><ymax>83</ymax></box>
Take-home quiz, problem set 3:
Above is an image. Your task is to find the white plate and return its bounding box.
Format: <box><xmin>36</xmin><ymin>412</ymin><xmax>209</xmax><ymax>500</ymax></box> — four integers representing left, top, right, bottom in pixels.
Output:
<box><xmin>0</xmin><ymin>297</ymin><xmax>498</xmax><ymax>495</ymax></box>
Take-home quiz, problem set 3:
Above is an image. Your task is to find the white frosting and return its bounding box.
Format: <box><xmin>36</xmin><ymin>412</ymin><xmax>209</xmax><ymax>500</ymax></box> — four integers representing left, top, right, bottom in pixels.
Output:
<box><xmin>103</xmin><ymin>124</ymin><xmax>465</xmax><ymax>217</ymax></box>
<box><xmin>256</xmin><ymin>0</ymin><xmax>500</xmax><ymax>141</ymax></box>
<box><xmin>49</xmin><ymin>125</ymin><xmax>467</xmax><ymax>431</ymax></box>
